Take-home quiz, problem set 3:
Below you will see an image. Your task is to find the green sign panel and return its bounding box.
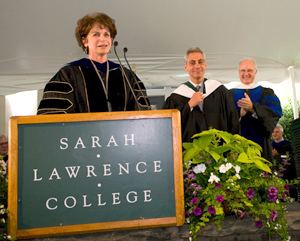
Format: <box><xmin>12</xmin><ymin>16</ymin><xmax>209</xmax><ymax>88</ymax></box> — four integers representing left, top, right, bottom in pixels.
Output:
<box><xmin>17</xmin><ymin>118</ymin><xmax>175</xmax><ymax>229</ymax></box>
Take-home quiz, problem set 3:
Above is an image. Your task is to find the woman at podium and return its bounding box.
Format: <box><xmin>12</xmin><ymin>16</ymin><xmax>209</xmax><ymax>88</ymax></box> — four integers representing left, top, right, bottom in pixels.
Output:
<box><xmin>37</xmin><ymin>12</ymin><xmax>150</xmax><ymax>114</ymax></box>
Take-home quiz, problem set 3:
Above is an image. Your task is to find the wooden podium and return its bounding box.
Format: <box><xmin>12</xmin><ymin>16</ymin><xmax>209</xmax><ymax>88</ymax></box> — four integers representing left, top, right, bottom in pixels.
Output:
<box><xmin>7</xmin><ymin>110</ymin><xmax>184</xmax><ymax>240</ymax></box>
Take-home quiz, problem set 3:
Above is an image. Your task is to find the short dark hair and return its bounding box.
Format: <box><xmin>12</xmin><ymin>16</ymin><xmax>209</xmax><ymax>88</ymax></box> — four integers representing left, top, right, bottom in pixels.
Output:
<box><xmin>184</xmin><ymin>47</ymin><xmax>206</xmax><ymax>64</ymax></box>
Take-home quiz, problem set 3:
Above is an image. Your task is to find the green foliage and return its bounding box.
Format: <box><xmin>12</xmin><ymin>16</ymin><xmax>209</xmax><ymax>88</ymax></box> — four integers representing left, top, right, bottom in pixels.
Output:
<box><xmin>278</xmin><ymin>98</ymin><xmax>300</xmax><ymax>141</ymax></box>
<box><xmin>0</xmin><ymin>160</ymin><xmax>14</xmax><ymax>241</ymax></box>
<box><xmin>183</xmin><ymin>129</ymin><xmax>297</xmax><ymax>241</ymax></box>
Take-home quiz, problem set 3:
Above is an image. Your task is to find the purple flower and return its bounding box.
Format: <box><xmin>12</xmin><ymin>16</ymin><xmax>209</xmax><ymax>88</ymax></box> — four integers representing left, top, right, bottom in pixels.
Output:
<box><xmin>263</xmin><ymin>172</ymin><xmax>269</xmax><ymax>178</ymax></box>
<box><xmin>188</xmin><ymin>173</ymin><xmax>196</xmax><ymax>179</ymax></box>
<box><xmin>282</xmin><ymin>193</ymin><xmax>286</xmax><ymax>201</ymax></box>
<box><xmin>214</xmin><ymin>183</ymin><xmax>221</xmax><ymax>188</ymax></box>
<box><xmin>246</xmin><ymin>189</ymin><xmax>254</xmax><ymax>199</ymax></box>
<box><xmin>185</xmin><ymin>211</ymin><xmax>190</xmax><ymax>217</ymax></box>
<box><xmin>183</xmin><ymin>170</ymin><xmax>188</xmax><ymax>175</ymax></box>
<box><xmin>215</xmin><ymin>195</ymin><xmax>224</xmax><ymax>203</ymax></box>
<box><xmin>193</xmin><ymin>207</ymin><xmax>202</xmax><ymax>216</ymax></box>
<box><xmin>268</xmin><ymin>186</ymin><xmax>278</xmax><ymax>194</ymax></box>
<box><xmin>199</xmin><ymin>156</ymin><xmax>203</xmax><ymax>159</ymax></box>
<box><xmin>206</xmin><ymin>160</ymin><xmax>211</xmax><ymax>164</ymax></box>
<box><xmin>284</xmin><ymin>184</ymin><xmax>290</xmax><ymax>191</ymax></box>
<box><xmin>190</xmin><ymin>197</ymin><xmax>199</xmax><ymax>205</ymax></box>
<box><xmin>208</xmin><ymin>206</ymin><xmax>216</xmax><ymax>214</ymax></box>
<box><xmin>270</xmin><ymin>210</ymin><xmax>278</xmax><ymax>222</ymax></box>
<box><xmin>255</xmin><ymin>220</ymin><xmax>263</xmax><ymax>227</ymax></box>
<box><xmin>184</xmin><ymin>177</ymin><xmax>188</xmax><ymax>181</ymax></box>
<box><xmin>189</xmin><ymin>183</ymin><xmax>196</xmax><ymax>187</ymax></box>
<box><xmin>195</xmin><ymin>185</ymin><xmax>202</xmax><ymax>191</ymax></box>
<box><xmin>268</xmin><ymin>193</ymin><xmax>277</xmax><ymax>202</ymax></box>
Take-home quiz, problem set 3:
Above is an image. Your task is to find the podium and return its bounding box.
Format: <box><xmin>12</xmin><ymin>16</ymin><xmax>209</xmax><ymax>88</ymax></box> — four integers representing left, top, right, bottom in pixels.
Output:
<box><xmin>8</xmin><ymin>110</ymin><xmax>184</xmax><ymax>240</ymax></box>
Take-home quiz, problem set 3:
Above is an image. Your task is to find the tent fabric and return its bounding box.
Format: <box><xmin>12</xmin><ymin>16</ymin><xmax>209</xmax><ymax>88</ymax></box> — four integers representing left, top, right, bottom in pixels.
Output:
<box><xmin>1</xmin><ymin>0</ymin><xmax>300</xmax><ymax>96</ymax></box>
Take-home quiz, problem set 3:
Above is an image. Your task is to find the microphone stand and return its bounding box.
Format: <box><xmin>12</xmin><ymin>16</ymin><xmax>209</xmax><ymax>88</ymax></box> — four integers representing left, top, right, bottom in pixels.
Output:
<box><xmin>113</xmin><ymin>41</ymin><xmax>141</xmax><ymax>110</ymax></box>
<box><xmin>123</xmin><ymin>47</ymin><xmax>151</xmax><ymax>110</ymax></box>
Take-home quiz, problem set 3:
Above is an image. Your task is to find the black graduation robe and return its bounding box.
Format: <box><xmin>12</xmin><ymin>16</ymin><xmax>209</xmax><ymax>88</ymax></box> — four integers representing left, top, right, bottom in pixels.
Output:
<box><xmin>229</xmin><ymin>85</ymin><xmax>282</xmax><ymax>161</ymax></box>
<box><xmin>272</xmin><ymin>140</ymin><xmax>297</xmax><ymax>200</ymax></box>
<box><xmin>37</xmin><ymin>58</ymin><xmax>150</xmax><ymax>114</ymax></box>
<box><xmin>163</xmin><ymin>79</ymin><xmax>240</xmax><ymax>143</ymax></box>
<box><xmin>272</xmin><ymin>140</ymin><xmax>296</xmax><ymax>178</ymax></box>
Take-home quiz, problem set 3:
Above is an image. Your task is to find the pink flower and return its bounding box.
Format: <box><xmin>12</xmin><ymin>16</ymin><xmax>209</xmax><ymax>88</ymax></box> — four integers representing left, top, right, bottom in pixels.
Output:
<box><xmin>214</xmin><ymin>183</ymin><xmax>221</xmax><ymax>188</ymax></box>
<box><xmin>270</xmin><ymin>210</ymin><xmax>278</xmax><ymax>222</ymax></box>
<box><xmin>268</xmin><ymin>193</ymin><xmax>277</xmax><ymax>202</ymax></box>
<box><xmin>215</xmin><ymin>195</ymin><xmax>224</xmax><ymax>203</ymax></box>
<box><xmin>193</xmin><ymin>207</ymin><xmax>202</xmax><ymax>216</ymax></box>
<box><xmin>208</xmin><ymin>206</ymin><xmax>216</xmax><ymax>214</ymax></box>
<box><xmin>268</xmin><ymin>186</ymin><xmax>278</xmax><ymax>194</ymax></box>
<box><xmin>284</xmin><ymin>184</ymin><xmax>290</xmax><ymax>191</ymax></box>
<box><xmin>255</xmin><ymin>220</ymin><xmax>263</xmax><ymax>227</ymax></box>
<box><xmin>195</xmin><ymin>185</ymin><xmax>202</xmax><ymax>191</ymax></box>
<box><xmin>246</xmin><ymin>189</ymin><xmax>254</xmax><ymax>199</ymax></box>
<box><xmin>190</xmin><ymin>197</ymin><xmax>198</xmax><ymax>205</ymax></box>
<box><xmin>282</xmin><ymin>193</ymin><xmax>286</xmax><ymax>201</ymax></box>
<box><xmin>188</xmin><ymin>173</ymin><xmax>196</xmax><ymax>179</ymax></box>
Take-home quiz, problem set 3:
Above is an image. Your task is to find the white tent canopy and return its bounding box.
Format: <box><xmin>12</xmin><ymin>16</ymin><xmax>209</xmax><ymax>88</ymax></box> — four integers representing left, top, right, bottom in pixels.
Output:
<box><xmin>1</xmin><ymin>0</ymin><xmax>299</xmax><ymax>116</ymax></box>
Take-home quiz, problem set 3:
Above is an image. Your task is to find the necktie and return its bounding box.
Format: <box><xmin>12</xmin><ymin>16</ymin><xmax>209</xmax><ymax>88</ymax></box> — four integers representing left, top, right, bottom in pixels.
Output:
<box><xmin>196</xmin><ymin>85</ymin><xmax>204</xmax><ymax>112</ymax></box>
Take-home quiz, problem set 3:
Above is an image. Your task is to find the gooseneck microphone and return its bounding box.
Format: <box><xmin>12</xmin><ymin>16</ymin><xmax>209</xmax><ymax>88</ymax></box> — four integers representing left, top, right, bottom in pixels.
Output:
<box><xmin>123</xmin><ymin>47</ymin><xmax>151</xmax><ymax>110</ymax></box>
<box><xmin>113</xmin><ymin>41</ymin><xmax>141</xmax><ymax>110</ymax></box>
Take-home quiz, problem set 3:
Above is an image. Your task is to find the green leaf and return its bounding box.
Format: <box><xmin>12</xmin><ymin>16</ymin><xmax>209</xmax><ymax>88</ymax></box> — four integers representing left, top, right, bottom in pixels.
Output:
<box><xmin>254</xmin><ymin>159</ymin><xmax>272</xmax><ymax>173</ymax></box>
<box><xmin>183</xmin><ymin>142</ymin><xmax>193</xmax><ymax>150</ymax></box>
<box><xmin>254</xmin><ymin>156</ymin><xmax>272</xmax><ymax>164</ymax></box>
<box><xmin>184</xmin><ymin>147</ymin><xmax>199</xmax><ymax>163</ymax></box>
<box><xmin>208</xmin><ymin>150</ymin><xmax>221</xmax><ymax>162</ymax></box>
<box><xmin>213</xmin><ymin>145</ymin><xmax>233</xmax><ymax>154</ymax></box>
<box><xmin>192</xmin><ymin>156</ymin><xmax>206</xmax><ymax>164</ymax></box>
<box><xmin>193</xmin><ymin>134</ymin><xmax>213</xmax><ymax>149</ymax></box>
<box><xmin>215</xmin><ymin>207</ymin><xmax>224</xmax><ymax>215</ymax></box>
<box><xmin>218</xmin><ymin>131</ymin><xmax>232</xmax><ymax>144</ymax></box>
<box><xmin>237</xmin><ymin>152</ymin><xmax>253</xmax><ymax>163</ymax></box>
<box><xmin>192</xmin><ymin>130</ymin><xmax>213</xmax><ymax>139</ymax></box>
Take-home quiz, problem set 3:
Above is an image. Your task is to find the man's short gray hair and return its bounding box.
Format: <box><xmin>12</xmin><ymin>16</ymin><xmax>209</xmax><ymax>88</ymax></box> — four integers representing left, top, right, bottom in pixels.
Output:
<box><xmin>184</xmin><ymin>47</ymin><xmax>206</xmax><ymax>64</ymax></box>
<box><xmin>275</xmin><ymin>124</ymin><xmax>284</xmax><ymax>133</ymax></box>
<box><xmin>0</xmin><ymin>134</ymin><xmax>8</xmax><ymax>141</ymax></box>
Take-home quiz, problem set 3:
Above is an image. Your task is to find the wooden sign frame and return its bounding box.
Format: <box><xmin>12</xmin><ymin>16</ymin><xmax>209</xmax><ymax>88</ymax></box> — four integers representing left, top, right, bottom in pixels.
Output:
<box><xmin>8</xmin><ymin>109</ymin><xmax>184</xmax><ymax>240</ymax></box>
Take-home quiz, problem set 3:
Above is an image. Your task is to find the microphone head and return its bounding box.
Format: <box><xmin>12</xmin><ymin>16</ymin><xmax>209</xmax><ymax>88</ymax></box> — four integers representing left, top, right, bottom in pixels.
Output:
<box><xmin>114</xmin><ymin>41</ymin><xmax>118</xmax><ymax>47</ymax></box>
<box><xmin>123</xmin><ymin>47</ymin><xmax>128</xmax><ymax>53</ymax></box>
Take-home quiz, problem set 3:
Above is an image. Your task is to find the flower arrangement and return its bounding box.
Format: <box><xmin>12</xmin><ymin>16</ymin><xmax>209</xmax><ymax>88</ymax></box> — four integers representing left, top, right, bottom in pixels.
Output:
<box><xmin>183</xmin><ymin>129</ymin><xmax>298</xmax><ymax>241</ymax></box>
<box><xmin>0</xmin><ymin>159</ymin><xmax>13</xmax><ymax>241</ymax></box>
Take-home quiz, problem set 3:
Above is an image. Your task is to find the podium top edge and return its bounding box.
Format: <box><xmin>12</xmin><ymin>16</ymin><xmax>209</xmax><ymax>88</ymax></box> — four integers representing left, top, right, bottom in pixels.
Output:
<box><xmin>9</xmin><ymin>109</ymin><xmax>180</xmax><ymax>124</ymax></box>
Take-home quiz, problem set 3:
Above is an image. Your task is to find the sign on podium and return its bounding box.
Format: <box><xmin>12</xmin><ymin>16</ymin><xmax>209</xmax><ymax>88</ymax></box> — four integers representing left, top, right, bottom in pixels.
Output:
<box><xmin>8</xmin><ymin>110</ymin><xmax>184</xmax><ymax>240</ymax></box>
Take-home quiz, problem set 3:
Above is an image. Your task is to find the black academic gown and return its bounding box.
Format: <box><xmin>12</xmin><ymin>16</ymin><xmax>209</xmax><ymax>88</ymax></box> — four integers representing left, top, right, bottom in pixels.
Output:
<box><xmin>37</xmin><ymin>58</ymin><xmax>150</xmax><ymax>114</ymax></box>
<box><xmin>163</xmin><ymin>79</ymin><xmax>240</xmax><ymax>143</ymax></box>
<box><xmin>272</xmin><ymin>140</ymin><xmax>296</xmax><ymax>179</ymax></box>
<box><xmin>229</xmin><ymin>86</ymin><xmax>282</xmax><ymax>161</ymax></box>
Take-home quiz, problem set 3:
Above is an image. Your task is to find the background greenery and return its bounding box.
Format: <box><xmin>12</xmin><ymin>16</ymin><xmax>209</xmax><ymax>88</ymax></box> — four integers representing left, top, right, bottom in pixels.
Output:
<box><xmin>277</xmin><ymin>98</ymin><xmax>300</xmax><ymax>141</ymax></box>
